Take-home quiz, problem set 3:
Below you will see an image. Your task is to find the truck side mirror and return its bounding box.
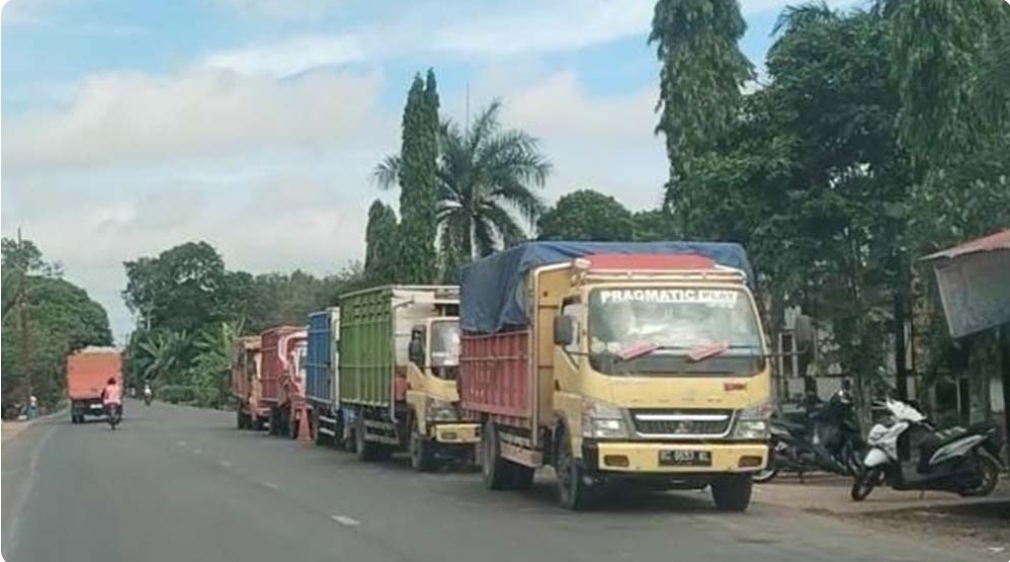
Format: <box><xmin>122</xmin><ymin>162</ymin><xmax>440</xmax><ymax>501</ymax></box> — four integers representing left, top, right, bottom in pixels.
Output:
<box><xmin>409</xmin><ymin>339</ymin><xmax>425</xmax><ymax>367</ymax></box>
<box><xmin>553</xmin><ymin>316</ymin><xmax>574</xmax><ymax>347</ymax></box>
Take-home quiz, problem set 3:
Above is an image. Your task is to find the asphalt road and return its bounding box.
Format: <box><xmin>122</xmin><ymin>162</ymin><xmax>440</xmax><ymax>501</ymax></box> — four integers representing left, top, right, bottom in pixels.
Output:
<box><xmin>1</xmin><ymin>400</ymin><xmax>990</xmax><ymax>562</ymax></box>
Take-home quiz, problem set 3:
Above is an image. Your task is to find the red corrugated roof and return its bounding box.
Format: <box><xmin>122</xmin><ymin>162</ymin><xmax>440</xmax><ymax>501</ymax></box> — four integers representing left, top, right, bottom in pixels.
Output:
<box><xmin>922</xmin><ymin>228</ymin><xmax>1010</xmax><ymax>261</ymax></box>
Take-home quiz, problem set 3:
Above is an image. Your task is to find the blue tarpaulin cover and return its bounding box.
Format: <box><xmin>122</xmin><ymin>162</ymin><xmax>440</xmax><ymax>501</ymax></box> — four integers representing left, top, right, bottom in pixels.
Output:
<box><xmin>460</xmin><ymin>241</ymin><xmax>754</xmax><ymax>333</ymax></box>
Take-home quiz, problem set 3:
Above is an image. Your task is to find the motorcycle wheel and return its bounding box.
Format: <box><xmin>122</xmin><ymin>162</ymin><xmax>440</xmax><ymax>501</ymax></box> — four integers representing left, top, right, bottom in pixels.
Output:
<box><xmin>752</xmin><ymin>466</ymin><xmax>778</xmax><ymax>484</ymax></box>
<box><xmin>957</xmin><ymin>452</ymin><xmax>1000</xmax><ymax>497</ymax></box>
<box><xmin>841</xmin><ymin>440</ymin><xmax>863</xmax><ymax>476</ymax></box>
<box><xmin>850</xmin><ymin>467</ymin><xmax>882</xmax><ymax>502</ymax></box>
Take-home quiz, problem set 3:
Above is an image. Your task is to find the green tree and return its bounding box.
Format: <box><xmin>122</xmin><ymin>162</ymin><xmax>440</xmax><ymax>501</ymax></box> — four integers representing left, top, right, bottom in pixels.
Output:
<box><xmin>122</xmin><ymin>241</ymin><xmax>230</xmax><ymax>333</ymax></box>
<box><xmin>363</xmin><ymin>199</ymin><xmax>399</xmax><ymax>284</ymax></box>
<box><xmin>392</xmin><ymin>70</ymin><xmax>441</xmax><ymax>284</ymax></box>
<box><xmin>537</xmin><ymin>190</ymin><xmax>634</xmax><ymax>241</ymax></box>
<box><xmin>632</xmin><ymin>208</ymin><xmax>680</xmax><ymax>242</ymax></box>
<box><xmin>376</xmin><ymin>100</ymin><xmax>551</xmax><ymax>274</ymax></box>
<box><xmin>2</xmin><ymin>236</ymin><xmax>110</xmax><ymax>410</ymax></box>
<box><xmin>650</xmin><ymin>0</ymin><xmax>753</xmax><ymax>209</ymax></box>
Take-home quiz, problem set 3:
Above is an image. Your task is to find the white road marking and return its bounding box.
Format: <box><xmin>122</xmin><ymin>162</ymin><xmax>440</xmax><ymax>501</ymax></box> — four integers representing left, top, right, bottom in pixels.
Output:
<box><xmin>260</xmin><ymin>481</ymin><xmax>279</xmax><ymax>490</ymax></box>
<box><xmin>331</xmin><ymin>515</ymin><xmax>360</xmax><ymax>527</ymax></box>
<box><xmin>219</xmin><ymin>460</ymin><xmax>232</xmax><ymax>468</ymax></box>
<box><xmin>4</xmin><ymin>424</ymin><xmax>56</xmax><ymax>556</ymax></box>
<box><xmin>177</xmin><ymin>440</ymin><xmax>187</xmax><ymax>447</ymax></box>
<box><xmin>193</xmin><ymin>449</ymin><xmax>202</xmax><ymax>455</ymax></box>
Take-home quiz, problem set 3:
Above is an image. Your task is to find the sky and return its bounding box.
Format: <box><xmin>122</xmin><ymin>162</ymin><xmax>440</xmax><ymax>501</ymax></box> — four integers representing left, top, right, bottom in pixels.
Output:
<box><xmin>1</xmin><ymin>0</ymin><xmax>859</xmax><ymax>342</ymax></box>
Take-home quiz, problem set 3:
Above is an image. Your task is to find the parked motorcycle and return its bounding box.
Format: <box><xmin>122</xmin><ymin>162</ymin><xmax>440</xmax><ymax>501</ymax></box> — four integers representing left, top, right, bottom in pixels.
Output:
<box><xmin>106</xmin><ymin>404</ymin><xmax>122</xmax><ymax>430</ymax></box>
<box><xmin>851</xmin><ymin>398</ymin><xmax>1003</xmax><ymax>501</ymax></box>
<box><xmin>754</xmin><ymin>389</ymin><xmax>863</xmax><ymax>483</ymax></box>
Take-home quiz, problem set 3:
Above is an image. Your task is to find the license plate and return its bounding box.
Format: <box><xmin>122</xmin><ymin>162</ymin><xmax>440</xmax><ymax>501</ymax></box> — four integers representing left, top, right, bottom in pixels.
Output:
<box><xmin>659</xmin><ymin>449</ymin><xmax>712</xmax><ymax>467</ymax></box>
<box><xmin>90</xmin><ymin>404</ymin><xmax>104</xmax><ymax>410</ymax></box>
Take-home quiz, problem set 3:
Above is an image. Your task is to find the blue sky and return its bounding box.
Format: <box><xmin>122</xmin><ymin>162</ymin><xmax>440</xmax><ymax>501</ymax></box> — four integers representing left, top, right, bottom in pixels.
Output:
<box><xmin>1</xmin><ymin>0</ymin><xmax>854</xmax><ymax>341</ymax></box>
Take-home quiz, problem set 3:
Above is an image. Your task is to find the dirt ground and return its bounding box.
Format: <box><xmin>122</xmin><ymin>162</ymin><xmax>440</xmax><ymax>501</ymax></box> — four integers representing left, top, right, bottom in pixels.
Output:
<box><xmin>843</xmin><ymin>501</ymin><xmax>1010</xmax><ymax>552</ymax></box>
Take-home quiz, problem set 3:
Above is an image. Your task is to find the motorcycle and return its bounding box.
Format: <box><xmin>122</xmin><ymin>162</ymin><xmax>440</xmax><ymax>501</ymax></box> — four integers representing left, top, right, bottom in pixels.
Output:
<box><xmin>754</xmin><ymin>389</ymin><xmax>864</xmax><ymax>483</ymax></box>
<box><xmin>143</xmin><ymin>393</ymin><xmax>152</xmax><ymax>407</ymax></box>
<box><xmin>106</xmin><ymin>403</ymin><xmax>122</xmax><ymax>430</ymax></box>
<box><xmin>851</xmin><ymin>398</ymin><xmax>1004</xmax><ymax>501</ymax></box>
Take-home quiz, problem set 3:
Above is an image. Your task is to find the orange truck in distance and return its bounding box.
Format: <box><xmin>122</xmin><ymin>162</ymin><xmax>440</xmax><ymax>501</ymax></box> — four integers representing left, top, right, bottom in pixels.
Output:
<box><xmin>67</xmin><ymin>346</ymin><xmax>122</xmax><ymax>424</ymax></box>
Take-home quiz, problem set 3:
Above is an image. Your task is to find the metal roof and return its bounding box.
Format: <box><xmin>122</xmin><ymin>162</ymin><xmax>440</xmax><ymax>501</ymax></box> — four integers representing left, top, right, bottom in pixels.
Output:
<box><xmin>921</xmin><ymin>228</ymin><xmax>1010</xmax><ymax>261</ymax></box>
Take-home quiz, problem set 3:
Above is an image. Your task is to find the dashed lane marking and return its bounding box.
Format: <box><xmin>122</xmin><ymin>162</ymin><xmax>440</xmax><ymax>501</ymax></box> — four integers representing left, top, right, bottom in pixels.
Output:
<box><xmin>219</xmin><ymin>460</ymin><xmax>232</xmax><ymax>468</ymax></box>
<box><xmin>260</xmin><ymin>481</ymin><xmax>279</xmax><ymax>490</ymax></box>
<box><xmin>331</xmin><ymin>515</ymin><xmax>360</xmax><ymax>527</ymax></box>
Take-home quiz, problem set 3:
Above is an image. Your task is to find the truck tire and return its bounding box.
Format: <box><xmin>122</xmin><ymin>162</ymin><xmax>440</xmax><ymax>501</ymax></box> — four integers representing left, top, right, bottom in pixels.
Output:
<box><xmin>409</xmin><ymin>416</ymin><xmax>437</xmax><ymax>473</ymax></box>
<box><xmin>481</xmin><ymin>421</ymin><xmax>513</xmax><ymax>490</ymax></box>
<box><xmin>554</xmin><ymin>426</ymin><xmax>595</xmax><ymax>510</ymax></box>
<box><xmin>236</xmin><ymin>408</ymin><xmax>246</xmax><ymax>430</ymax></box>
<box><xmin>711</xmin><ymin>475</ymin><xmax>753</xmax><ymax>512</ymax></box>
<box><xmin>269</xmin><ymin>407</ymin><xmax>279</xmax><ymax>436</ymax></box>
<box><xmin>508</xmin><ymin>463</ymin><xmax>535</xmax><ymax>491</ymax></box>
<box><xmin>355</xmin><ymin>415</ymin><xmax>380</xmax><ymax>462</ymax></box>
<box><xmin>253</xmin><ymin>415</ymin><xmax>265</xmax><ymax>431</ymax></box>
<box><xmin>287</xmin><ymin>406</ymin><xmax>298</xmax><ymax>440</ymax></box>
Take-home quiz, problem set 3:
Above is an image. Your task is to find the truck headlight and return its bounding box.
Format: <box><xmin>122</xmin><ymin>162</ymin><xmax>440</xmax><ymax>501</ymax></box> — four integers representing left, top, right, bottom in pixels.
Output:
<box><xmin>425</xmin><ymin>397</ymin><xmax>458</xmax><ymax>422</ymax></box>
<box><xmin>733</xmin><ymin>402</ymin><xmax>772</xmax><ymax>440</ymax></box>
<box><xmin>582</xmin><ymin>400</ymin><xmax>629</xmax><ymax>439</ymax></box>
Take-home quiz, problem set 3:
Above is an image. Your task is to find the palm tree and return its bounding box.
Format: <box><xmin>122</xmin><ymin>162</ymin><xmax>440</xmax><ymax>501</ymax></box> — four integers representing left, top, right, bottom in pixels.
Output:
<box><xmin>375</xmin><ymin>100</ymin><xmax>552</xmax><ymax>267</ymax></box>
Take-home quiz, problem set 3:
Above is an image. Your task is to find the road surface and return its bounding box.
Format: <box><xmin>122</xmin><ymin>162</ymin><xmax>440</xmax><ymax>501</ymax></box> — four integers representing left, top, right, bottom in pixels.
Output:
<box><xmin>1</xmin><ymin>401</ymin><xmax>991</xmax><ymax>562</ymax></box>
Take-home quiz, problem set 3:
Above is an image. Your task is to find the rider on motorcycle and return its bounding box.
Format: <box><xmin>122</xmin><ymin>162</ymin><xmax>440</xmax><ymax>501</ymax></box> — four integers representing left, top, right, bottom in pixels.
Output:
<box><xmin>101</xmin><ymin>377</ymin><xmax>123</xmax><ymax>420</ymax></box>
<box><xmin>143</xmin><ymin>382</ymin><xmax>153</xmax><ymax>403</ymax></box>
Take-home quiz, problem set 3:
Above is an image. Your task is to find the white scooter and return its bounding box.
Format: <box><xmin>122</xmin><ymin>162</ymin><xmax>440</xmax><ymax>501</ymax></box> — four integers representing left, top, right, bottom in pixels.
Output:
<box><xmin>852</xmin><ymin>398</ymin><xmax>1003</xmax><ymax>501</ymax></box>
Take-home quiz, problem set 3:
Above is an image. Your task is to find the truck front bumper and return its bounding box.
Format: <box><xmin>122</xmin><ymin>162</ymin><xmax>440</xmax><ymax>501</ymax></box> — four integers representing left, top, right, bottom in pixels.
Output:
<box><xmin>431</xmin><ymin>423</ymin><xmax>481</xmax><ymax>444</ymax></box>
<box><xmin>584</xmin><ymin>441</ymin><xmax>768</xmax><ymax>474</ymax></box>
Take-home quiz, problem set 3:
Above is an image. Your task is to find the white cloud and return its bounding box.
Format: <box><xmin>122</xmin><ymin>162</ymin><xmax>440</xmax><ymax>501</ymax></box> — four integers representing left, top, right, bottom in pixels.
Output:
<box><xmin>204</xmin><ymin>35</ymin><xmax>364</xmax><ymax>77</ymax></box>
<box><xmin>201</xmin><ymin>0</ymin><xmax>656</xmax><ymax>78</ymax></box>
<box><xmin>217</xmin><ymin>0</ymin><xmax>343</xmax><ymax>20</ymax></box>
<box><xmin>2</xmin><ymin>68</ymin><xmax>386</xmax><ymax>171</ymax></box>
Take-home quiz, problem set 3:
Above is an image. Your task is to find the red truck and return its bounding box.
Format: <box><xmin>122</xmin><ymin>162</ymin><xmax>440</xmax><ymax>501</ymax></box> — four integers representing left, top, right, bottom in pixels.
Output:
<box><xmin>260</xmin><ymin>325</ymin><xmax>308</xmax><ymax>438</ymax></box>
<box><xmin>67</xmin><ymin>347</ymin><xmax>122</xmax><ymax>424</ymax></box>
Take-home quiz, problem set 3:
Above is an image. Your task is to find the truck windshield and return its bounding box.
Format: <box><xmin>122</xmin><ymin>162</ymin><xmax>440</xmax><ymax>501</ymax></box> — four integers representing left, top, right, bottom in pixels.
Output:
<box><xmin>587</xmin><ymin>287</ymin><xmax>764</xmax><ymax>376</ymax></box>
<box><xmin>429</xmin><ymin>320</ymin><xmax>461</xmax><ymax>379</ymax></box>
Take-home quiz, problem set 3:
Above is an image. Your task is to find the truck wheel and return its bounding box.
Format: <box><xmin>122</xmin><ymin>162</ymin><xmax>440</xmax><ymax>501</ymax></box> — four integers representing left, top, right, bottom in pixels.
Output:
<box><xmin>481</xmin><ymin>421</ymin><xmax>512</xmax><ymax>491</ymax></box>
<box><xmin>253</xmin><ymin>415</ymin><xmax>265</xmax><ymax>431</ymax></box>
<box><xmin>554</xmin><ymin>426</ymin><xmax>595</xmax><ymax>510</ymax></box>
<box><xmin>268</xmin><ymin>407</ymin><xmax>279</xmax><ymax>436</ymax></box>
<box><xmin>508</xmin><ymin>464</ymin><xmax>535</xmax><ymax>491</ymax></box>
<box><xmin>355</xmin><ymin>415</ymin><xmax>378</xmax><ymax>462</ymax></box>
<box><xmin>236</xmin><ymin>408</ymin><xmax>245</xmax><ymax>430</ymax></box>
<box><xmin>287</xmin><ymin>406</ymin><xmax>298</xmax><ymax>440</ymax></box>
<box><xmin>409</xmin><ymin>417</ymin><xmax>437</xmax><ymax>472</ymax></box>
<box><xmin>711</xmin><ymin>475</ymin><xmax>753</xmax><ymax>512</ymax></box>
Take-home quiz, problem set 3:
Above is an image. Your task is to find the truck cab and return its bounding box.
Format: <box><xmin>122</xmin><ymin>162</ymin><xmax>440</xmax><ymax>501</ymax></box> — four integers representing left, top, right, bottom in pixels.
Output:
<box><xmin>405</xmin><ymin>316</ymin><xmax>481</xmax><ymax>471</ymax></box>
<box><xmin>548</xmin><ymin>255</ymin><xmax>770</xmax><ymax>509</ymax></box>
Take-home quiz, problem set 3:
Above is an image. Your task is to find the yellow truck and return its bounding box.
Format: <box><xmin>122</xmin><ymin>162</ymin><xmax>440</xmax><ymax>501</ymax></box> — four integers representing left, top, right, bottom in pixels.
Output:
<box><xmin>339</xmin><ymin>285</ymin><xmax>480</xmax><ymax>471</ymax></box>
<box><xmin>459</xmin><ymin>242</ymin><xmax>771</xmax><ymax>511</ymax></box>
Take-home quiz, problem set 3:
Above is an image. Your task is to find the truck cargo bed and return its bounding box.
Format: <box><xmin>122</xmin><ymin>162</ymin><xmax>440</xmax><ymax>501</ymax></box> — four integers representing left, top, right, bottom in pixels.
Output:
<box><xmin>66</xmin><ymin>348</ymin><xmax>121</xmax><ymax>400</ymax></box>
<box><xmin>306</xmin><ymin>309</ymin><xmax>338</xmax><ymax>404</ymax></box>
<box><xmin>460</xmin><ymin>330</ymin><xmax>532</xmax><ymax>426</ymax></box>
<box><xmin>260</xmin><ymin>326</ymin><xmax>304</xmax><ymax>404</ymax></box>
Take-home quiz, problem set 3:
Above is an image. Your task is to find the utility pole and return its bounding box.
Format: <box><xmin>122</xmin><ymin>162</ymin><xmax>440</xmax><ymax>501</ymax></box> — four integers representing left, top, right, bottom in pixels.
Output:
<box><xmin>16</xmin><ymin>228</ymin><xmax>34</xmax><ymax>408</ymax></box>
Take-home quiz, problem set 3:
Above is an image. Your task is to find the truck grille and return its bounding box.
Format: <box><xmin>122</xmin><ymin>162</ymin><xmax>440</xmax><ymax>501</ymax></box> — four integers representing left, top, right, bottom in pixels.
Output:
<box><xmin>630</xmin><ymin>409</ymin><xmax>733</xmax><ymax>437</ymax></box>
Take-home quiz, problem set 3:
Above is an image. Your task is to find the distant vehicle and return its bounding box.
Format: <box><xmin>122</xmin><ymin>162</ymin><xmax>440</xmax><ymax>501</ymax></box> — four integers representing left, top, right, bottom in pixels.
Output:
<box><xmin>852</xmin><ymin>398</ymin><xmax>1003</xmax><ymax>501</ymax></box>
<box><xmin>458</xmin><ymin>242</ymin><xmax>772</xmax><ymax>511</ymax></box>
<box><xmin>306</xmin><ymin>308</ymin><xmax>342</xmax><ymax>447</ymax></box>
<box><xmin>67</xmin><ymin>347</ymin><xmax>122</xmax><ymax>424</ymax></box>
<box><xmin>338</xmin><ymin>285</ymin><xmax>480</xmax><ymax>471</ymax></box>
<box><xmin>232</xmin><ymin>336</ymin><xmax>266</xmax><ymax>430</ymax></box>
<box><xmin>260</xmin><ymin>326</ymin><xmax>308</xmax><ymax>438</ymax></box>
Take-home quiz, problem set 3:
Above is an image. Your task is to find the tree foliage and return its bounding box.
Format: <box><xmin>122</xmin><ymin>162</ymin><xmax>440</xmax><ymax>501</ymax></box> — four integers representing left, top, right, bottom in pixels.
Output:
<box><xmin>650</xmin><ymin>0</ymin><xmax>753</xmax><ymax>208</ymax></box>
<box><xmin>376</xmin><ymin>99</ymin><xmax>551</xmax><ymax>280</ymax></box>
<box><xmin>538</xmin><ymin>190</ymin><xmax>634</xmax><ymax>242</ymax></box>
<box><xmin>364</xmin><ymin>199</ymin><xmax>399</xmax><ymax>284</ymax></box>
<box><xmin>1</xmin><ymin>237</ymin><xmax>111</xmax><ymax>410</ymax></box>
<box><xmin>393</xmin><ymin>71</ymin><xmax>441</xmax><ymax>284</ymax></box>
